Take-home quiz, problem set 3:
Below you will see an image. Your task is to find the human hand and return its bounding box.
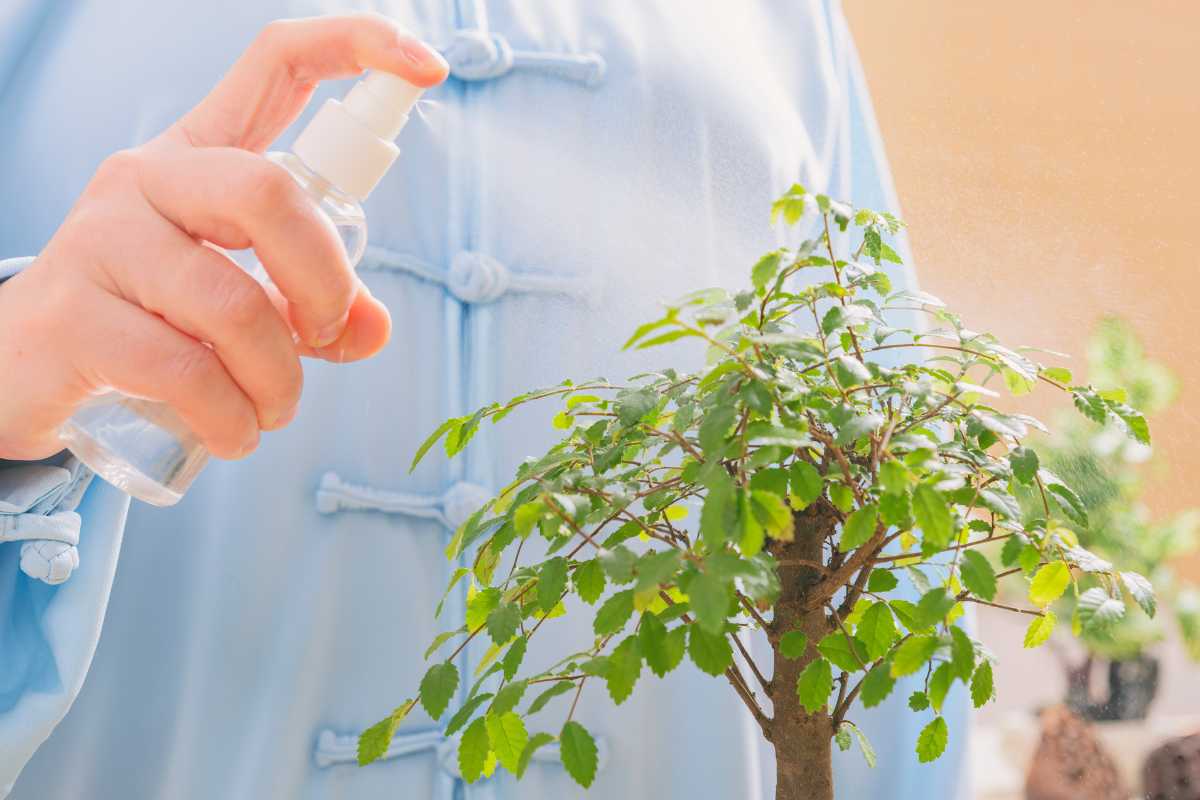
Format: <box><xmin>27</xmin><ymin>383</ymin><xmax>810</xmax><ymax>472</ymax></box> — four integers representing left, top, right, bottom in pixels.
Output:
<box><xmin>0</xmin><ymin>13</ymin><xmax>448</xmax><ymax>460</ymax></box>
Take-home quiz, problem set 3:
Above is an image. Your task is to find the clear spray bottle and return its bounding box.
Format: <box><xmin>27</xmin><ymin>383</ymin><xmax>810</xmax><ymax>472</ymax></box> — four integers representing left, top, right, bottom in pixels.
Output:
<box><xmin>58</xmin><ymin>71</ymin><xmax>425</xmax><ymax>506</ymax></box>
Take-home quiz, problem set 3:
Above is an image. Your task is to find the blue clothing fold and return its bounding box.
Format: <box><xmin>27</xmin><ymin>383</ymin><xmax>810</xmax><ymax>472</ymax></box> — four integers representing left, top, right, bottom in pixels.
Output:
<box><xmin>0</xmin><ymin>2</ymin><xmax>969</xmax><ymax>798</ymax></box>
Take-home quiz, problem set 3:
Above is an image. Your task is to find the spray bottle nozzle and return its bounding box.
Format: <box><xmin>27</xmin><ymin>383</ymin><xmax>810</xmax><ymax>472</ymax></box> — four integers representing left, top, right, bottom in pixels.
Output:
<box><xmin>344</xmin><ymin>71</ymin><xmax>426</xmax><ymax>141</ymax></box>
<box><xmin>291</xmin><ymin>70</ymin><xmax>425</xmax><ymax>201</ymax></box>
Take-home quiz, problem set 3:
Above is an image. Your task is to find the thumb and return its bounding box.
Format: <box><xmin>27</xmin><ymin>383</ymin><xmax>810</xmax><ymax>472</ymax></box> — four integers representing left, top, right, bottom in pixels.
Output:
<box><xmin>167</xmin><ymin>13</ymin><xmax>447</xmax><ymax>152</ymax></box>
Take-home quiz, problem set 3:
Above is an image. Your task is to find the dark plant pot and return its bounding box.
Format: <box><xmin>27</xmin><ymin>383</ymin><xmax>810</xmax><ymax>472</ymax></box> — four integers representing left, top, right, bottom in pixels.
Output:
<box><xmin>1106</xmin><ymin>654</ymin><xmax>1159</xmax><ymax>721</ymax></box>
<box><xmin>1066</xmin><ymin>654</ymin><xmax>1160</xmax><ymax>722</ymax></box>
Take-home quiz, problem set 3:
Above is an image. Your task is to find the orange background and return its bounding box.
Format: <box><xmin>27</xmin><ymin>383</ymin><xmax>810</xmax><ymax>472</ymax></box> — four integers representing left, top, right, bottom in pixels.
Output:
<box><xmin>844</xmin><ymin>1</ymin><xmax>1200</xmax><ymax>539</ymax></box>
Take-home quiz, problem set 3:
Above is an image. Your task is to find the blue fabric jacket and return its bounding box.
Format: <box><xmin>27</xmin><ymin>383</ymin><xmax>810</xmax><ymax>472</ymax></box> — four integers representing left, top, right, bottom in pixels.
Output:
<box><xmin>0</xmin><ymin>1</ymin><xmax>969</xmax><ymax>797</ymax></box>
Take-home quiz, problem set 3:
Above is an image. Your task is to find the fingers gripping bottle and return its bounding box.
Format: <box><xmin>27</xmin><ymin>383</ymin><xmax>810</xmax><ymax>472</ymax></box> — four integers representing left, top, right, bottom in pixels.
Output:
<box><xmin>59</xmin><ymin>72</ymin><xmax>424</xmax><ymax>506</ymax></box>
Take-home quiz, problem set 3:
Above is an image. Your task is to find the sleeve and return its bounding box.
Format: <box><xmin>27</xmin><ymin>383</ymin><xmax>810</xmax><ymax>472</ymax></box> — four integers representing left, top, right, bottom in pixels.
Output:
<box><xmin>0</xmin><ymin>273</ymin><xmax>132</xmax><ymax>796</ymax></box>
<box><xmin>0</xmin><ymin>257</ymin><xmax>33</xmax><ymax>283</ymax></box>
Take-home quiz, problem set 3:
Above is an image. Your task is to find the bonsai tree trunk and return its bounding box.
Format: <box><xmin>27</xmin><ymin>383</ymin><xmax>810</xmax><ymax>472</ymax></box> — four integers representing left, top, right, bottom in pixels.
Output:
<box><xmin>767</xmin><ymin>500</ymin><xmax>840</xmax><ymax>800</ymax></box>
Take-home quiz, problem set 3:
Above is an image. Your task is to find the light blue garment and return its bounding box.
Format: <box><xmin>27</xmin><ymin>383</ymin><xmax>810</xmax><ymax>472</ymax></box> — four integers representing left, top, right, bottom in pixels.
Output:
<box><xmin>0</xmin><ymin>1</ymin><xmax>969</xmax><ymax>798</ymax></box>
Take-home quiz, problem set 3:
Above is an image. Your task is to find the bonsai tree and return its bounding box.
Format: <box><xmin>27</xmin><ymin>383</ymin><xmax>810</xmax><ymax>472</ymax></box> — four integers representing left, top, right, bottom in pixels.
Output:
<box><xmin>358</xmin><ymin>185</ymin><xmax>1153</xmax><ymax>800</ymax></box>
<box><xmin>1012</xmin><ymin>318</ymin><xmax>1200</xmax><ymax>720</ymax></box>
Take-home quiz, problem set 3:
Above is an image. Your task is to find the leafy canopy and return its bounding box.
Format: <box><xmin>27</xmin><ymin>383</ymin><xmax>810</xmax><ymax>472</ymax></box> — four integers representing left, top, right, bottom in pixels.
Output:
<box><xmin>360</xmin><ymin>184</ymin><xmax>1152</xmax><ymax>786</ymax></box>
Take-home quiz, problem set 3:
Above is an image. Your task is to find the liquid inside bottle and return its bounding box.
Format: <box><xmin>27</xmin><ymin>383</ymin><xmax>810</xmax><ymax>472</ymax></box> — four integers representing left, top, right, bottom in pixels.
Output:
<box><xmin>59</xmin><ymin>153</ymin><xmax>367</xmax><ymax>506</ymax></box>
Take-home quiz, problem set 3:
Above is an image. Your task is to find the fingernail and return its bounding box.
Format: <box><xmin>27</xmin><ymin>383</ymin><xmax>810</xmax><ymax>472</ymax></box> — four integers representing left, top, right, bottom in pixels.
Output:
<box><xmin>239</xmin><ymin>432</ymin><xmax>260</xmax><ymax>459</ymax></box>
<box><xmin>274</xmin><ymin>404</ymin><xmax>299</xmax><ymax>429</ymax></box>
<box><xmin>402</xmin><ymin>38</ymin><xmax>448</xmax><ymax>71</ymax></box>
<box><xmin>315</xmin><ymin>342</ymin><xmax>349</xmax><ymax>364</ymax></box>
<box><xmin>312</xmin><ymin>312</ymin><xmax>349</xmax><ymax>348</ymax></box>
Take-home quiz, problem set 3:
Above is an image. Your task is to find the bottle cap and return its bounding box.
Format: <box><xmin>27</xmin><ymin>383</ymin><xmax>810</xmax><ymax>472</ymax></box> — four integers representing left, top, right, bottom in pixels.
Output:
<box><xmin>291</xmin><ymin>71</ymin><xmax>424</xmax><ymax>200</ymax></box>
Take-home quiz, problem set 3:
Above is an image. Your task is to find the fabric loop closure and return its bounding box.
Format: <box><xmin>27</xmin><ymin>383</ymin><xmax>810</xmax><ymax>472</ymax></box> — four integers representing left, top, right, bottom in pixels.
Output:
<box><xmin>315</xmin><ymin>472</ymin><xmax>488</xmax><ymax>530</ymax></box>
<box><xmin>448</xmin><ymin>251</ymin><xmax>510</xmax><ymax>304</ymax></box>
<box><xmin>443</xmin><ymin>29</ymin><xmax>514</xmax><ymax>81</ymax></box>
<box><xmin>359</xmin><ymin>246</ymin><xmax>595</xmax><ymax>307</ymax></box>
<box><xmin>442</xmin><ymin>29</ymin><xmax>605</xmax><ymax>87</ymax></box>
<box><xmin>0</xmin><ymin>457</ymin><xmax>93</xmax><ymax>585</ymax></box>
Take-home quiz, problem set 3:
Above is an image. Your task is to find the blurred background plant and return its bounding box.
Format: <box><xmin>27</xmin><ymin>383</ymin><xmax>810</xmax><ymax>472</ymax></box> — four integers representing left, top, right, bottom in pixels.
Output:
<box><xmin>1014</xmin><ymin>317</ymin><xmax>1200</xmax><ymax>721</ymax></box>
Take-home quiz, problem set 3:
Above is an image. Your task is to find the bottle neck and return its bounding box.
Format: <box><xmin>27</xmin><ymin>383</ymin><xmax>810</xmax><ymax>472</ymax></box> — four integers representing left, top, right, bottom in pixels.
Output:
<box><xmin>279</xmin><ymin>151</ymin><xmax>361</xmax><ymax>209</ymax></box>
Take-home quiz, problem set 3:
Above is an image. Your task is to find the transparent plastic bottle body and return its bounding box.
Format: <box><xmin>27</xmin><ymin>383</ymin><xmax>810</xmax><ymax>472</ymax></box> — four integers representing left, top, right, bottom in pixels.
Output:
<box><xmin>58</xmin><ymin>152</ymin><xmax>367</xmax><ymax>506</ymax></box>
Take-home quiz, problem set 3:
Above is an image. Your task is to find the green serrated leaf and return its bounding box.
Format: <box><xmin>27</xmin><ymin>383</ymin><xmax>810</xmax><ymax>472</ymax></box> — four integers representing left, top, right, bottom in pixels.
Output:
<box><xmin>357</xmin><ymin>700</ymin><xmax>414</xmax><ymax>766</ymax></box>
<box><xmin>880</xmin><ymin>460</ymin><xmax>910</xmax><ymax>495</ymax></box>
<box><xmin>1018</xmin><ymin>544</ymin><xmax>1042</xmax><ymax>576</ymax></box>
<box><xmin>929</xmin><ymin>662</ymin><xmax>954</xmax><ymax>712</ymax></box>
<box><xmin>445</xmin><ymin>692</ymin><xmax>493</xmax><ymax>737</ymax></box>
<box><xmin>971</xmin><ymin>661</ymin><xmax>995</xmax><ymax>708</ymax></box>
<box><xmin>486</xmin><ymin>712</ymin><xmax>529</xmax><ymax>774</ymax></box>
<box><xmin>689</xmin><ymin>572</ymin><xmax>731</xmax><ymax>635</ymax></box>
<box><xmin>688</xmin><ymin>625</ymin><xmax>733</xmax><ymax>676</ymax></box>
<box><xmin>1120</xmin><ymin>571</ymin><xmax>1156</xmax><ymax>617</ymax></box>
<box><xmin>1029</xmin><ymin>562</ymin><xmax>1071</xmax><ymax>607</ymax></box>
<box><xmin>634</xmin><ymin>550</ymin><xmax>683</xmax><ymax>594</ymax></box>
<box><xmin>888</xmin><ymin>599</ymin><xmax>930</xmax><ymax>634</ymax></box>
<box><xmin>829</xmin><ymin>482</ymin><xmax>855</xmax><ymax>513</ymax></box>
<box><xmin>467</xmin><ymin>587</ymin><xmax>501</xmax><ymax>632</ymax></box>
<box><xmin>526</xmin><ymin>681</ymin><xmax>575</xmax><ymax>716</ymax></box>
<box><xmin>1076</xmin><ymin>587</ymin><xmax>1126</xmax><ymax>632</ymax></box>
<box><xmin>605</xmin><ymin>636</ymin><xmax>643</xmax><ymax>704</ymax></box>
<box><xmin>752</xmin><ymin>251</ymin><xmax>784</xmax><ymax>293</ymax></box>
<box><xmin>916</xmin><ymin>588</ymin><xmax>957</xmax><ymax>629</ymax></box>
<box><xmin>1112</xmin><ymin>403</ymin><xmax>1151</xmax><ymax>445</ymax></box>
<box><xmin>840</xmin><ymin>503</ymin><xmax>879</xmax><ymax>552</ymax></box>
<box><xmin>857</xmin><ymin>602</ymin><xmax>899</xmax><ymax>661</ymax></box>
<box><xmin>616</xmin><ymin>387</ymin><xmax>658</xmax><ymax>426</ymax></box>
<box><xmin>574</xmin><ymin>559</ymin><xmax>607</xmax><ymax>604</ymax></box>
<box><xmin>879</xmin><ymin>491</ymin><xmax>912</xmax><ymax>528</ymax></box>
<box><xmin>908</xmin><ymin>691</ymin><xmax>930</xmax><ymax>711</ymax></box>
<box><xmin>960</xmin><ymin>550</ymin><xmax>998</xmax><ymax>602</ymax></box>
<box><xmin>1024</xmin><ymin>611</ymin><xmax>1057</xmax><ymax>648</ymax></box>
<box><xmin>789</xmin><ymin>461</ymin><xmax>824</xmax><ymax>508</ymax></box>
<box><xmin>640</xmin><ymin>614</ymin><xmax>687</xmax><ymax>677</ymax></box>
<box><xmin>891</xmin><ymin>635</ymin><xmax>939</xmax><ymax>677</ymax></box>
<box><xmin>699</xmin><ymin>405</ymin><xmax>737</xmax><ymax>455</ymax></box>
<box><xmin>425</xmin><ymin>629</ymin><xmax>463</xmax><ymax>661</ymax></box>
<box><xmin>780</xmin><ymin>630</ymin><xmax>809</xmax><ymax>660</ymax></box>
<box><xmin>1009</xmin><ymin>447</ymin><xmax>1039</xmax><ymax>485</ymax></box>
<box><xmin>419</xmin><ymin>662</ymin><xmax>460</xmax><ymax>720</ymax></box>
<box><xmin>511</xmin><ymin>501</ymin><xmax>544</xmax><ymax>537</ymax></box>
<box><xmin>861</xmin><ymin>663</ymin><xmax>896</xmax><ymax>708</ymax></box>
<box><xmin>517</xmin><ymin>732</ymin><xmax>556</xmax><ymax>778</ymax></box>
<box><xmin>916</xmin><ymin>717</ymin><xmax>949</xmax><ymax>763</ymax></box>
<box><xmin>536</xmin><ymin>558</ymin><xmax>569</xmax><ymax>613</ymax></box>
<box><xmin>818</xmin><ymin>631</ymin><xmax>869</xmax><ymax>672</ymax></box>
<box><xmin>594</xmin><ymin>589</ymin><xmax>635</xmax><ymax>636</ymax></box>
<box><xmin>410</xmin><ymin>417</ymin><xmax>462</xmax><ymax>472</ymax></box>
<box><xmin>867</xmin><ymin>570</ymin><xmax>900</xmax><ymax>593</ymax></box>
<box><xmin>797</xmin><ymin>658</ymin><xmax>834</xmax><ymax>714</ymax></box>
<box><xmin>700</xmin><ymin>469</ymin><xmax>737</xmax><ymax>548</ymax></box>
<box><xmin>459</xmin><ymin>715</ymin><xmax>491</xmax><ymax>783</ymax></box>
<box><xmin>487</xmin><ymin>603</ymin><xmax>522</xmax><ymax>646</ymax></box>
<box><xmin>560</xmin><ymin>721</ymin><xmax>600</xmax><ymax>788</ymax></box>
<box><xmin>623</xmin><ymin>314</ymin><xmax>675</xmax><ymax>351</ymax></box>
<box><xmin>751</xmin><ymin>489</ymin><xmax>795</xmax><ymax>543</ymax></box>
<box><xmin>847</xmin><ymin>722</ymin><xmax>877</xmax><ymax>768</ymax></box>
<box><xmin>435</xmin><ymin>567</ymin><xmax>471</xmax><ymax>619</ymax></box>
<box><xmin>491</xmin><ymin>680</ymin><xmax>529</xmax><ymax>716</ymax></box>
<box><xmin>737</xmin><ymin>489</ymin><xmax>765</xmax><ymax>558</ymax></box>
<box><xmin>502</xmin><ymin>637</ymin><xmax>527</xmax><ymax>681</ymax></box>
<box><xmin>913</xmin><ymin>484</ymin><xmax>953</xmax><ymax>549</ymax></box>
<box><xmin>949</xmin><ymin>625</ymin><xmax>975</xmax><ymax>681</ymax></box>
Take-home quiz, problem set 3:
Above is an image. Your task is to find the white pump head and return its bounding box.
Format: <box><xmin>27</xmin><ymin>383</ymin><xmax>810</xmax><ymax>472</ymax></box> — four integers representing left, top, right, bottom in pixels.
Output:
<box><xmin>291</xmin><ymin>70</ymin><xmax>424</xmax><ymax>201</ymax></box>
